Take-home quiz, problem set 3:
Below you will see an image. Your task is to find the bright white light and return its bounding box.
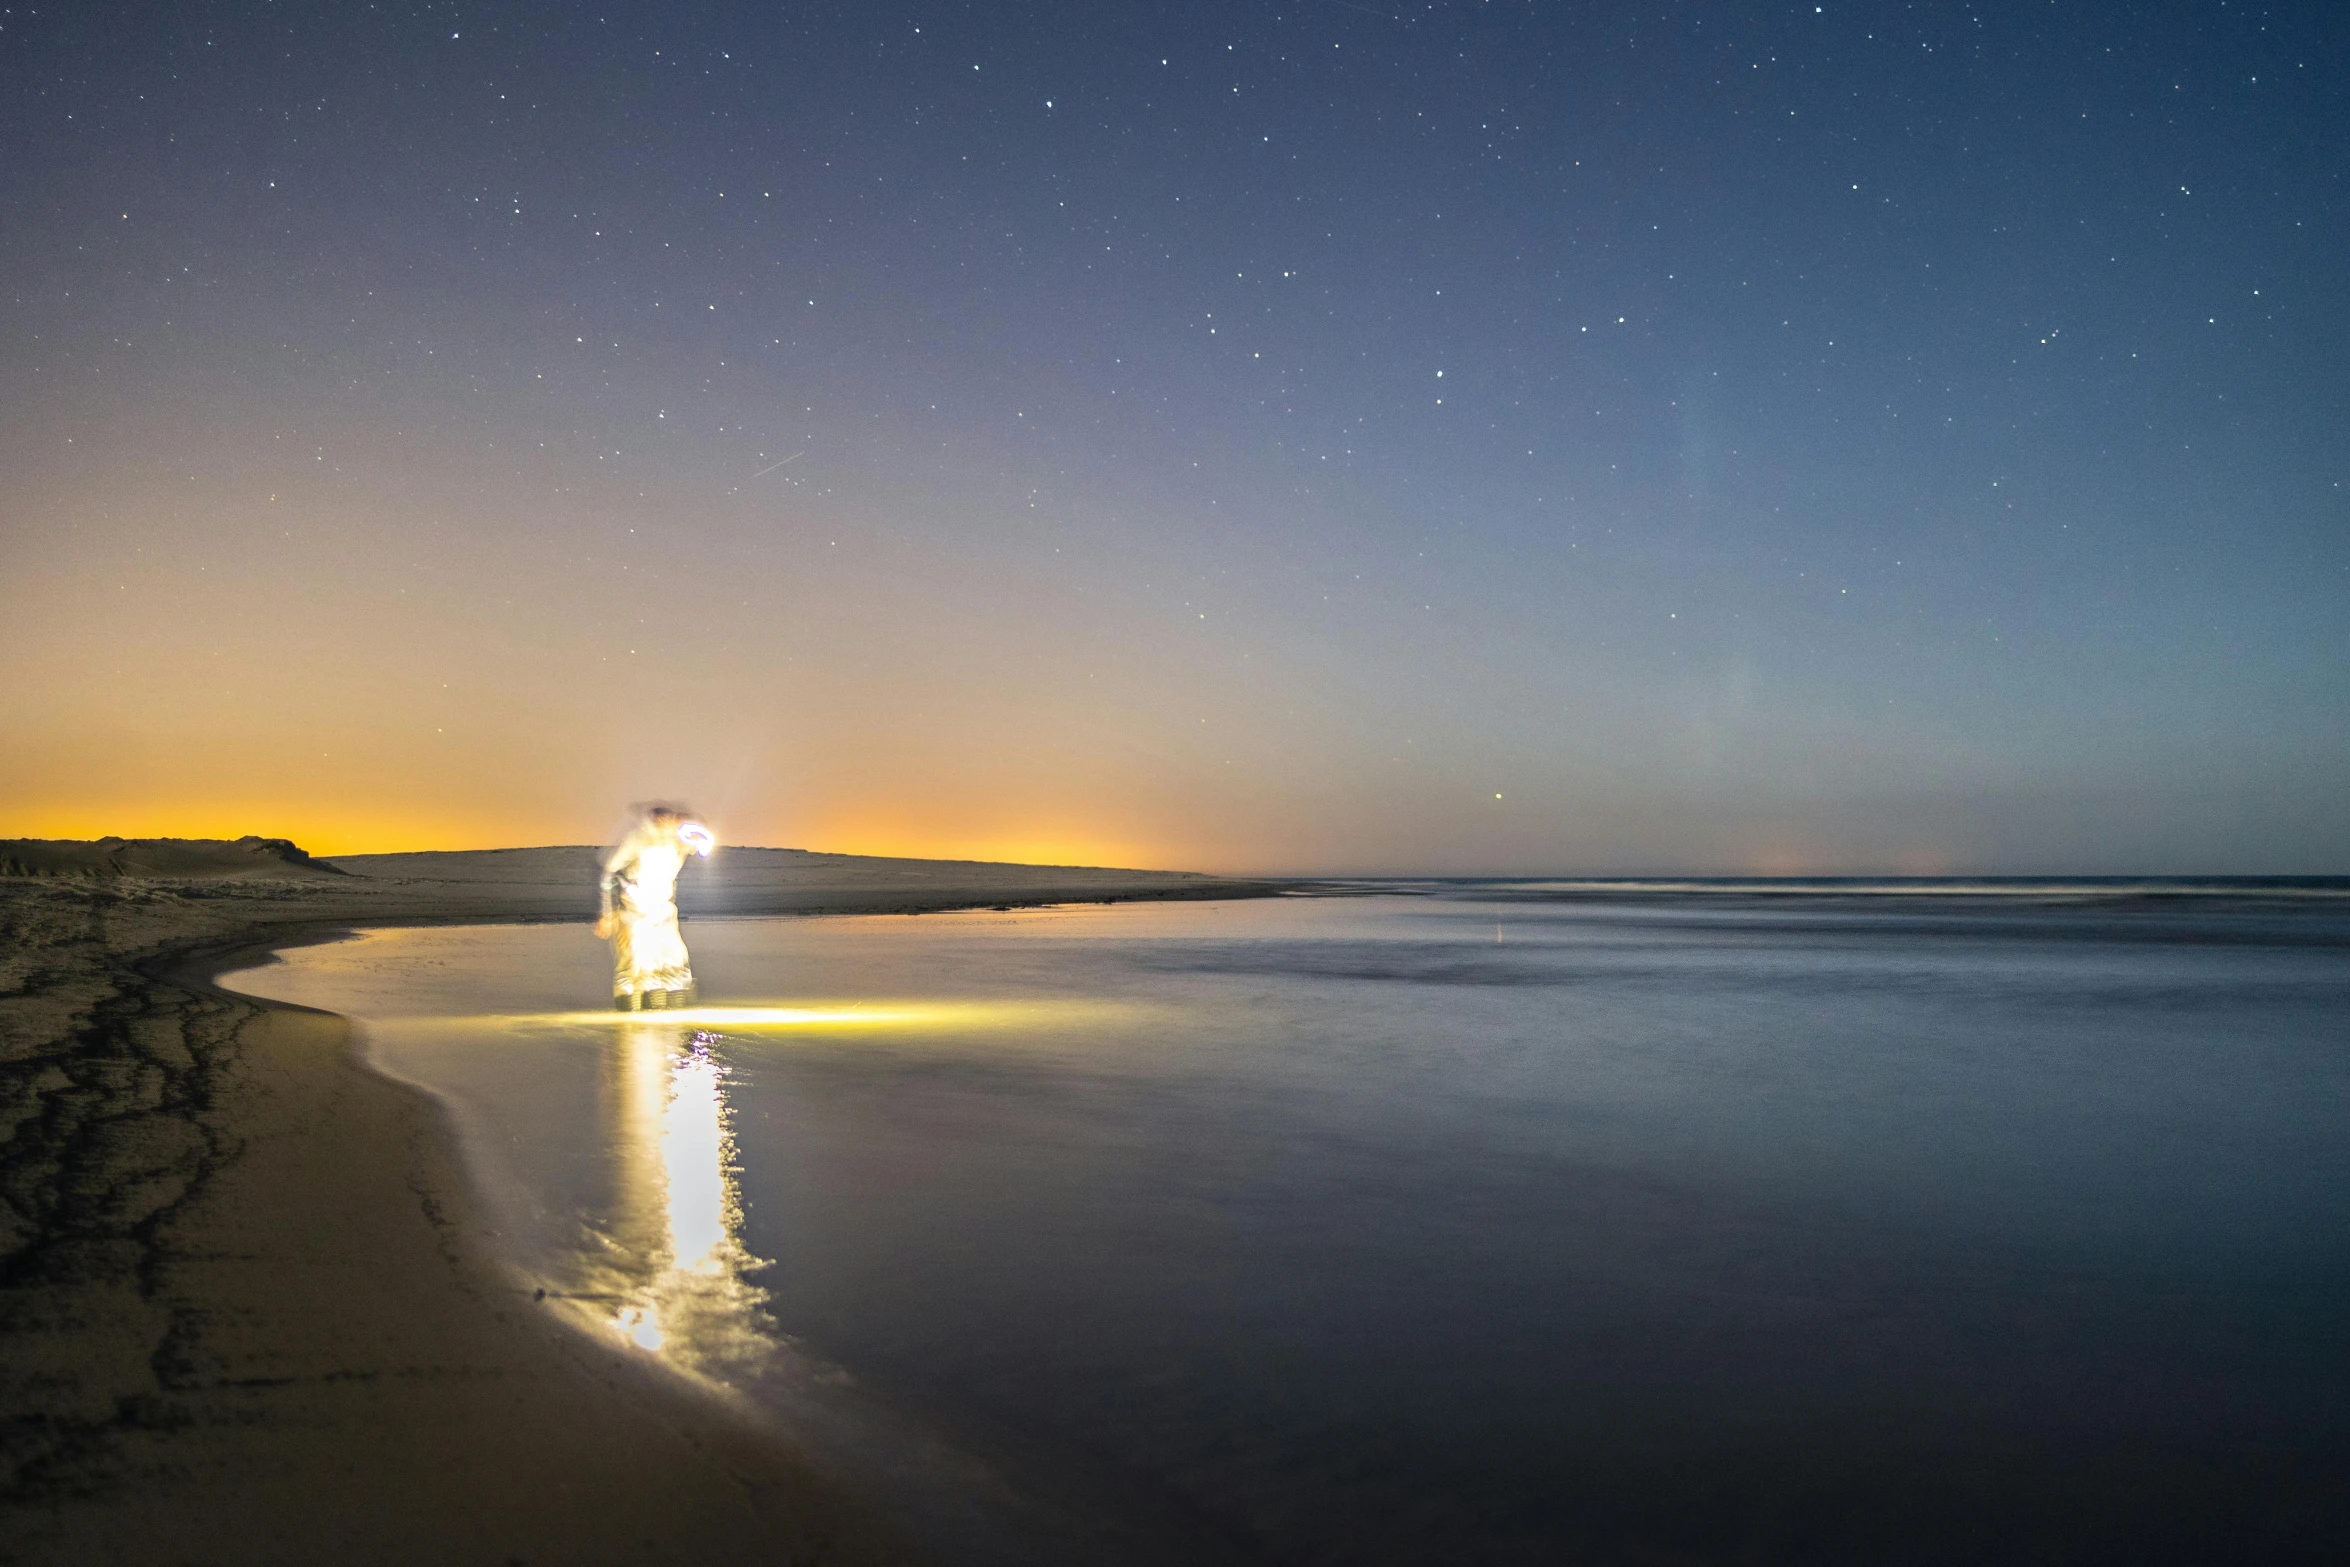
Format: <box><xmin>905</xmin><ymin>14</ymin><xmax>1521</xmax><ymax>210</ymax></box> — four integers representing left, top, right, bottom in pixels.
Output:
<box><xmin>663</xmin><ymin>1049</ymin><xmax>731</xmax><ymax>1274</ymax></box>
<box><xmin>487</xmin><ymin>1000</ymin><xmax>1127</xmax><ymax>1032</ymax></box>
<box><xmin>616</xmin><ymin>1306</ymin><xmax>664</xmax><ymax>1351</ymax></box>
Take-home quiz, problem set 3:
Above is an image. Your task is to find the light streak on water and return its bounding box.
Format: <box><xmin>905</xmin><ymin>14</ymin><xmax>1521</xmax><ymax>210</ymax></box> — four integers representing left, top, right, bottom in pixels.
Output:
<box><xmin>426</xmin><ymin>1000</ymin><xmax>1131</xmax><ymax>1034</ymax></box>
<box><xmin>595</xmin><ymin>1022</ymin><xmax>757</xmax><ymax>1361</ymax></box>
<box><xmin>662</xmin><ymin>1041</ymin><xmax>732</xmax><ymax>1276</ymax></box>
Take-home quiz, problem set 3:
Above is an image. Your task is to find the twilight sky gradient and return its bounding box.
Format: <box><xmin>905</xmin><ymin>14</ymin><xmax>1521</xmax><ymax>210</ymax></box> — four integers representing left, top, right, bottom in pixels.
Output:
<box><xmin>3</xmin><ymin>1</ymin><xmax>2344</xmax><ymax>872</ymax></box>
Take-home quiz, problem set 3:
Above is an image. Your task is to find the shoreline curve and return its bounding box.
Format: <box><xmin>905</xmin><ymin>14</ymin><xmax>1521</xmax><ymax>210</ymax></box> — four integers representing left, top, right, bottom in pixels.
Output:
<box><xmin>0</xmin><ymin>849</ymin><xmax>1289</xmax><ymax>1565</ymax></box>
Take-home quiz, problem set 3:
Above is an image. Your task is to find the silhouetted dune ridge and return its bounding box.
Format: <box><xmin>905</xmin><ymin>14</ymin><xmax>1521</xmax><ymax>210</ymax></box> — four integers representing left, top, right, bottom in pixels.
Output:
<box><xmin>0</xmin><ymin>835</ymin><xmax>346</xmax><ymax>879</ymax></box>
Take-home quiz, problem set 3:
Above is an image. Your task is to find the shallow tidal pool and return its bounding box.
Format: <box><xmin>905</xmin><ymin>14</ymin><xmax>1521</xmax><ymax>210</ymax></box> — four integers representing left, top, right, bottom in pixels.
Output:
<box><xmin>224</xmin><ymin>887</ymin><xmax>2350</xmax><ymax>1563</ymax></box>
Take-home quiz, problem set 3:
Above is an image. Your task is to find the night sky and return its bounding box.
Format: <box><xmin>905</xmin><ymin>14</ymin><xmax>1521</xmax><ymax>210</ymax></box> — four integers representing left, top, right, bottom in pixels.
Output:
<box><xmin>4</xmin><ymin>2</ymin><xmax>2344</xmax><ymax>872</ymax></box>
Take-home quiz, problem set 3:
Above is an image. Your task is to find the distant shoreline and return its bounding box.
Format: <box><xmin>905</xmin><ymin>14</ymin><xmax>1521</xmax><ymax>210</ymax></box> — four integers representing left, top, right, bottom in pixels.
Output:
<box><xmin>1311</xmin><ymin>874</ymin><xmax>2350</xmax><ymax>896</ymax></box>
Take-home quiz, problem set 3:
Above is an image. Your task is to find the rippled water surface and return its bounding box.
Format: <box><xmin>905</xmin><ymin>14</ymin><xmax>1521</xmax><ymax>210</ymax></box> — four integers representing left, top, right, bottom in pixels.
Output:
<box><xmin>223</xmin><ymin>887</ymin><xmax>2350</xmax><ymax>1563</ymax></box>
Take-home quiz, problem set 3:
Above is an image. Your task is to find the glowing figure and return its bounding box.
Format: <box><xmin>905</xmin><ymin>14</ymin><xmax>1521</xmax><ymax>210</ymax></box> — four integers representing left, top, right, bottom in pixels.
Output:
<box><xmin>595</xmin><ymin>804</ymin><xmax>714</xmax><ymax>1010</ymax></box>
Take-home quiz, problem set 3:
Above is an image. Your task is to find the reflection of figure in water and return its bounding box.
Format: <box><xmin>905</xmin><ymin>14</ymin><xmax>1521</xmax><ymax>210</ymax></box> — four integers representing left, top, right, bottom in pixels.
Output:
<box><xmin>595</xmin><ymin>803</ymin><xmax>714</xmax><ymax>1010</ymax></box>
<box><xmin>599</xmin><ymin>1022</ymin><xmax>765</xmax><ymax>1362</ymax></box>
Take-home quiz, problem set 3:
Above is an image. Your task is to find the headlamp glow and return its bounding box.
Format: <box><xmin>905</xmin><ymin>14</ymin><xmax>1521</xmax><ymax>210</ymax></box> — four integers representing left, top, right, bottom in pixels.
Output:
<box><xmin>679</xmin><ymin>823</ymin><xmax>714</xmax><ymax>857</ymax></box>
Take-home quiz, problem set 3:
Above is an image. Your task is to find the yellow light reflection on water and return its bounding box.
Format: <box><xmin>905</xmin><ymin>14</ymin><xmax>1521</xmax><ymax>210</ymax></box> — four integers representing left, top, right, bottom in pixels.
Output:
<box><xmin>426</xmin><ymin>998</ymin><xmax>1137</xmax><ymax>1366</ymax></box>
<box><xmin>662</xmin><ymin>1047</ymin><xmax>732</xmax><ymax>1276</ymax></box>
<box><xmin>459</xmin><ymin>1000</ymin><xmax>1131</xmax><ymax>1033</ymax></box>
<box><xmin>590</xmin><ymin>1020</ymin><xmax>759</xmax><ymax>1365</ymax></box>
<box><xmin>547</xmin><ymin>1005</ymin><xmax>967</xmax><ymax>1028</ymax></box>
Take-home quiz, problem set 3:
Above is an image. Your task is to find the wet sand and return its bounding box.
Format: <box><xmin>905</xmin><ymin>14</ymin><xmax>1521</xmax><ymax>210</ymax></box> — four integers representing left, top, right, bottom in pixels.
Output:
<box><xmin>0</xmin><ymin>843</ymin><xmax>1279</xmax><ymax>1565</ymax></box>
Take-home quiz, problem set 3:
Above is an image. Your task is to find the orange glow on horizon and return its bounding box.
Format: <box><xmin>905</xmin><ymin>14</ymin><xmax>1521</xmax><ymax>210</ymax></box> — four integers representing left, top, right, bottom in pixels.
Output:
<box><xmin>794</xmin><ymin>804</ymin><xmax>1183</xmax><ymax>871</ymax></box>
<box><xmin>0</xmin><ymin>805</ymin><xmax>537</xmax><ymax>858</ymax></box>
<box><xmin>808</xmin><ymin>827</ymin><xmax>1178</xmax><ymax>872</ymax></box>
<box><xmin>0</xmin><ymin>801</ymin><xmax>1185</xmax><ymax>871</ymax></box>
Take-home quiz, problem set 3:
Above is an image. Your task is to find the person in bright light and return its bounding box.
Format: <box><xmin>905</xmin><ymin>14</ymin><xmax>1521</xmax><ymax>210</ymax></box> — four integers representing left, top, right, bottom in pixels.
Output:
<box><xmin>594</xmin><ymin>803</ymin><xmax>714</xmax><ymax>1010</ymax></box>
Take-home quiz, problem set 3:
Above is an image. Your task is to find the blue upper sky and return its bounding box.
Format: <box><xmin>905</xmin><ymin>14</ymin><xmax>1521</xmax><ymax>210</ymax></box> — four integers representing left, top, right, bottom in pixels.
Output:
<box><xmin>3</xmin><ymin>1</ymin><xmax>2343</xmax><ymax>871</ymax></box>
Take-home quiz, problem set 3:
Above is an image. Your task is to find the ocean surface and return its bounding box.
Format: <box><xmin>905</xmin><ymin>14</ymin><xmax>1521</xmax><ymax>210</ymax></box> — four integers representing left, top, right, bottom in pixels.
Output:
<box><xmin>222</xmin><ymin>884</ymin><xmax>2350</xmax><ymax>1563</ymax></box>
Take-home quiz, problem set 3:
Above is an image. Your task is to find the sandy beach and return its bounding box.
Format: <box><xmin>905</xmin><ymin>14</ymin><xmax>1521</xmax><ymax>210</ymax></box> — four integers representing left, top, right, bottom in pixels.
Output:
<box><xmin>0</xmin><ymin>839</ymin><xmax>1280</xmax><ymax>1566</ymax></box>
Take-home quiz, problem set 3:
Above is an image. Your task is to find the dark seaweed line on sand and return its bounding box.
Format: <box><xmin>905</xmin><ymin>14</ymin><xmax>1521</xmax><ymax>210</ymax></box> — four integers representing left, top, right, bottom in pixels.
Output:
<box><xmin>0</xmin><ymin>890</ymin><xmax>270</xmax><ymax>1499</ymax></box>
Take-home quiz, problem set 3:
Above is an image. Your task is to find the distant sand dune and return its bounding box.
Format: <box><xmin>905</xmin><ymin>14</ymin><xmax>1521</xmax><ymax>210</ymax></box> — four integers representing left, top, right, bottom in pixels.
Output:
<box><xmin>0</xmin><ymin>834</ymin><xmax>346</xmax><ymax>880</ymax></box>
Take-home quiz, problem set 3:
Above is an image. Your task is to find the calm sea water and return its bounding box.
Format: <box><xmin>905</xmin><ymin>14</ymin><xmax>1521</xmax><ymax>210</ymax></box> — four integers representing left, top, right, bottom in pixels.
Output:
<box><xmin>222</xmin><ymin>886</ymin><xmax>2350</xmax><ymax>1563</ymax></box>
